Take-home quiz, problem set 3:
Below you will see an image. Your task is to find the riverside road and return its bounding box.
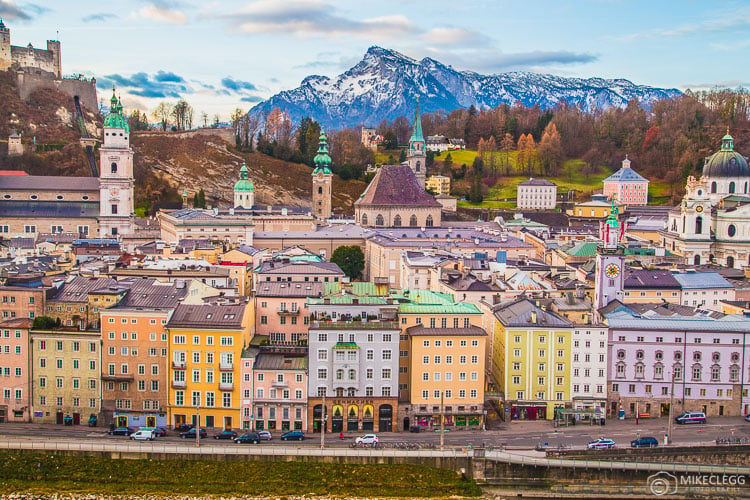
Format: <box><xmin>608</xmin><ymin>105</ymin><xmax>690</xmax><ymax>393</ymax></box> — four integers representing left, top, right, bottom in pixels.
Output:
<box><xmin>1</xmin><ymin>415</ymin><xmax>748</xmax><ymax>450</ymax></box>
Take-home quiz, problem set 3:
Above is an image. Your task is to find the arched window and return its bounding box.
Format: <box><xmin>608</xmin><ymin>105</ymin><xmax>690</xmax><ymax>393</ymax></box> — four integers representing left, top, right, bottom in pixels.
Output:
<box><xmin>425</xmin><ymin>215</ymin><xmax>433</xmax><ymax>227</ymax></box>
<box><xmin>361</xmin><ymin>214</ymin><xmax>368</xmax><ymax>225</ymax></box>
<box><xmin>348</xmin><ymin>369</ymin><xmax>356</xmax><ymax>380</ymax></box>
<box><xmin>730</xmin><ymin>181</ymin><xmax>736</xmax><ymax>193</ymax></box>
<box><xmin>695</xmin><ymin>216</ymin><xmax>702</xmax><ymax>234</ymax></box>
<box><xmin>745</xmin><ymin>182</ymin><xmax>748</xmax><ymax>194</ymax></box>
<box><xmin>393</xmin><ymin>215</ymin><xmax>401</xmax><ymax>227</ymax></box>
<box><xmin>415</xmin><ymin>161</ymin><xmax>421</xmax><ymax>172</ymax></box>
<box><xmin>409</xmin><ymin>215</ymin><xmax>418</xmax><ymax>227</ymax></box>
<box><xmin>727</xmin><ymin>256</ymin><xmax>735</xmax><ymax>268</ymax></box>
<box><xmin>336</xmin><ymin>369</ymin><xmax>344</xmax><ymax>381</ymax></box>
<box><xmin>111</xmin><ymin>162</ymin><xmax>117</xmax><ymax>174</ymax></box>
<box><xmin>693</xmin><ymin>254</ymin><xmax>701</xmax><ymax>265</ymax></box>
<box><xmin>318</xmin><ymin>186</ymin><xmax>323</xmax><ymax>194</ymax></box>
<box><xmin>375</xmin><ymin>214</ymin><xmax>384</xmax><ymax>226</ymax></box>
<box><xmin>711</xmin><ymin>181</ymin><xmax>717</xmax><ymax>193</ymax></box>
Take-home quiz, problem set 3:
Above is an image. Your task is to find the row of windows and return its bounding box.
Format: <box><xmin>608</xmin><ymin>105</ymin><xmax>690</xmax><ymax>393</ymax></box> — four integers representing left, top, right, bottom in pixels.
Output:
<box><xmin>172</xmin><ymin>351</ymin><xmax>232</xmax><ymax>365</ymax></box>
<box><xmin>514</xmin><ymin>391</ymin><xmax>565</xmax><ymax>401</ymax></box>
<box><xmin>38</xmin><ymin>396</ymin><xmax>97</xmax><ymax>408</ymax></box>
<box><xmin>615</xmin><ymin>362</ymin><xmax>740</xmax><ymax>382</ymax></box>
<box><xmin>572</xmin><ymin>384</ymin><xmax>605</xmax><ymax>394</ymax></box>
<box><xmin>0</xmin><ymin>367</ymin><xmax>22</xmax><ymax>376</ymax></box>
<box><xmin>1</xmin><ymin>194</ymin><xmax>90</xmax><ymax>201</ymax></box>
<box><xmin>174</xmin><ymin>390</ymin><xmax>232</xmax><ymax>408</ymax></box>
<box><xmin>313</xmin><ymin>386</ymin><xmax>392</xmax><ymax>397</ymax></box>
<box><xmin>2</xmin><ymin>388</ymin><xmax>22</xmax><ymax>399</ymax></box>
<box><xmin>39</xmin><ymin>377</ymin><xmax>97</xmax><ymax>390</ymax></box>
<box><xmin>37</xmin><ymin>340</ymin><xmax>97</xmax><ymax>352</ymax></box>
<box><xmin>511</xmin><ymin>349</ymin><xmax>564</xmax><ymax>358</ymax></box>
<box><xmin>39</xmin><ymin>359</ymin><xmax>96</xmax><ymax>370</ymax></box>
<box><xmin>0</xmin><ymin>345</ymin><xmax>22</xmax><ymax>354</ymax></box>
<box><xmin>422</xmin><ymin>371</ymin><xmax>478</xmax><ymax>382</ymax></box>
<box><xmin>612</xmin><ymin>383</ymin><xmax>737</xmax><ymax>399</ymax></box>
<box><xmin>317</xmin><ymin>368</ymin><xmax>391</xmax><ymax>380</ymax></box>
<box><xmin>254</xmin><ymin>388</ymin><xmax>304</xmax><ymax>399</ymax></box>
<box><xmin>512</xmin><ymin>335</ymin><xmax>566</xmax><ymax>344</ymax></box>
<box><xmin>511</xmin><ymin>375</ymin><xmax>566</xmax><ymax>386</ymax></box>
<box><xmin>107</xmin><ymin>317</ymin><xmax>166</xmax><ymax>325</ymax></box>
<box><xmin>421</xmin><ymin>389</ymin><xmax>477</xmax><ymax>399</ymax></box>
<box><xmin>105</xmin><ymin>380</ymin><xmax>159</xmax><ymax>392</ymax></box>
<box><xmin>617</xmin><ymin>349</ymin><xmax>741</xmax><ymax>363</ymax></box>
<box><xmin>421</xmin><ymin>354</ymin><xmax>478</xmax><ymax>364</ymax></box>
<box><xmin>361</xmin><ymin>214</ymin><xmax>434</xmax><ymax>227</ymax></box>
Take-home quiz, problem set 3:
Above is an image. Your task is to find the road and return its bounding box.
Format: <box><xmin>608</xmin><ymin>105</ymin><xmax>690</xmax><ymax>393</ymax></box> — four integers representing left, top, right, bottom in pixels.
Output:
<box><xmin>0</xmin><ymin>415</ymin><xmax>748</xmax><ymax>449</ymax></box>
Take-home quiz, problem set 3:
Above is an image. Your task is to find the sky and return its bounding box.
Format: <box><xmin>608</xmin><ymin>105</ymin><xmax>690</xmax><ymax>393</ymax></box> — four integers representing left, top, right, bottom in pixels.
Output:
<box><xmin>1</xmin><ymin>0</ymin><xmax>749</xmax><ymax>120</ymax></box>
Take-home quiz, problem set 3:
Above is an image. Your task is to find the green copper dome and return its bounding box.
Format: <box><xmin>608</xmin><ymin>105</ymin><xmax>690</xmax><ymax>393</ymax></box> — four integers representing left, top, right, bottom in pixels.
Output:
<box><xmin>103</xmin><ymin>88</ymin><xmax>130</xmax><ymax>133</ymax></box>
<box><xmin>312</xmin><ymin>130</ymin><xmax>332</xmax><ymax>174</ymax></box>
<box><xmin>702</xmin><ymin>133</ymin><xmax>749</xmax><ymax>178</ymax></box>
<box><xmin>234</xmin><ymin>163</ymin><xmax>255</xmax><ymax>191</ymax></box>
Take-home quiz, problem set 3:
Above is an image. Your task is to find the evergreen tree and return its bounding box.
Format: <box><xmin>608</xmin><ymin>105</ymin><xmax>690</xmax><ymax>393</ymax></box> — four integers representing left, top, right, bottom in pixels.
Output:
<box><xmin>330</xmin><ymin>245</ymin><xmax>365</xmax><ymax>280</ymax></box>
<box><xmin>398</xmin><ymin>148</ymin><xmax>406</xmax><ymax>163</ymax></box>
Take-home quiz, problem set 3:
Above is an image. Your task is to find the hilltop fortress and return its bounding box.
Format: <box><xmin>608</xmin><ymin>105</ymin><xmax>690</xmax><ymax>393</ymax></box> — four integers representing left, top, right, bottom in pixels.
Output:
<box><xmin>0</xmin><ymin>19</ymin><xmax>97</xmax><ymax>111</ymax></box>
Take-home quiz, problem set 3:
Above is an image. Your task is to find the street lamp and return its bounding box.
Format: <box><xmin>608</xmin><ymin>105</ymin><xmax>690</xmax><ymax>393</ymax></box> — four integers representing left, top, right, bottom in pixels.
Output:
<box><xmin>195</xmin><ymin>405</ymin><xmax>201</xmax><ymax>448</ymax></box>
<box><xmin>667</xmin><ymin>370</ymin><xmax>675</xmax><ymax>445</ymax></box>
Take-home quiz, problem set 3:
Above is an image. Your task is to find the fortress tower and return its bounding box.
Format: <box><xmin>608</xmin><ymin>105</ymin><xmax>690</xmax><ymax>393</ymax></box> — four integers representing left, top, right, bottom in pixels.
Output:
<box><xmin>0</xmin><ymin>19</ymin><xmax>10</xmax><ymax>72</ymax></box>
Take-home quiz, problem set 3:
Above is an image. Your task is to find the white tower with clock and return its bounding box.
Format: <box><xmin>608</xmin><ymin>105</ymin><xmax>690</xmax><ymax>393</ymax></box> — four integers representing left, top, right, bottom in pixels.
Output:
<box><xmin>98</xmin><ymin>89</ymin><xmax>134</xmax><ymax>237</ymax></box>
<box><xmin>594</xmin><ymin>202</ymin><xmax>625</xmax><ymax>318</ymax></box>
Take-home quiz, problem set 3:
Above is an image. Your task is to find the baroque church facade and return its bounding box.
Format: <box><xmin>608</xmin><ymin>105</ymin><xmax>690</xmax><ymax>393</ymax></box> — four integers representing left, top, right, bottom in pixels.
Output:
<box><xmin>661</xmin><ymin>134</ymin><xmax>750</xmax><ymax>269</ymax></box>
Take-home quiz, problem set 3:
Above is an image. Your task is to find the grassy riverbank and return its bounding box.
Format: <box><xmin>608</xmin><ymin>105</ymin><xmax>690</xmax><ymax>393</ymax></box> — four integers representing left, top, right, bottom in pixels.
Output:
<box><xmin>0</xmin><ymin>452</ymin><xmax>481</xmax><ymax>498</ymax></box>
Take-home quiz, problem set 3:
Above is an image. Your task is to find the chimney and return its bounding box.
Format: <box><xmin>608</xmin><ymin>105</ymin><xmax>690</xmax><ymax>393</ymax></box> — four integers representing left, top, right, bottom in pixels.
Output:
<box><xmin>530</xmin><ymin>310</ymin><xmax>538</xmax><ymax>323</ymax></box>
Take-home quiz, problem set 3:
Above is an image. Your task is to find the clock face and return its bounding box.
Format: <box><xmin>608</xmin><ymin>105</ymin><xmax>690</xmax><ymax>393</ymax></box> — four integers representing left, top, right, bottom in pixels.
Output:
<box><xmin>696</xmin><ymin>205</ymin><xmax>703</xmax><ymax>212</ymax></box>
<box><xmin>605</xmin><ymin>263</ymin><xmax>620</xmax><ymax>278</ymax></box>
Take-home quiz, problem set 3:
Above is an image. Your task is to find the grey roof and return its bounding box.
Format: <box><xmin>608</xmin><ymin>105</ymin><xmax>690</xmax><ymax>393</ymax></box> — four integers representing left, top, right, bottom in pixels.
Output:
<box><xmin>603</xmin><ymin>166</ymin><xmax>648</xmax><ymax>183</ymax></box>
<box><xmin>7</xmin><ymin>237</ymin><xmax>35</xmax><ymax>249</ymax></box>
<box><xmin>236</xmin><ymin>244</ymin><xmax>264</xmax><ymax>256</ymax></box>
<box><xmin>406</xmin><ymin>325</ymin><xmax>487</xmax><ymax>336</ymax></box>
<box><xmin>167</xmin><ymin>302</ymin><xmax>247</xmax><ymax>329</ymax></box>
<box><xmin>441</xmin><ymin>275</ymin><xmax>503</xmax><ymax>292</ymax></box>
<box><xmin>492</xmin><ymin>298</ymin><xmax>572</xmax><ymax>328</ymax></box>
<box><xmin>672</xmin><ymin>271</ymin><xmax>733</xmax><ymax>289</ymax></box>
<box><xmin>625</xmin><ymin>302</ymin><xmax>724</xmax><ymax>319</ymax></box>
<box><xmin>51</xmin><ymin>276</ymin><xmax>117</xmax><ymax>303</ymax></box>
<box><xmin>605</xmin><ymin>306</ymin><xmax>750</xmax><ymax>332</ymax></box>
<box><xmin>0</xmin><ymin>200</ymin><xmax>99</xmax><ymax>218</ymax></box>
<box><xmin>355</xmin><ymin>164</ymin><xmax>440</xmax><ymax>207</ymax></box>
<box><xmin>178</xmin><ymin>239</ymin><xmax>216</xmax><ymax>250</ymax></box>
<box><xmin>255</xmin><ymin>281</ymin><xmax>324</xmax><ymax>297</ymax></box>
<box><xmin>519</xmin><ymin>178</ymin><xmax>556</xmax><ymax>186</ymax></box>
<box><xmin>253</xmin><ymin>352</ymin><xmax>307</xmax><ymax>371</ymax></box>
<box><xmin>624</xmin><ymin>270</ymin><xmax>681</xmax><ymax>289</ymax></box>
<box><xmin>0</xmin><ymin>175</ymin><xmax>99</xmax><ymax>191</ymax></box>
<box><xmin>115</xmin><ymin>278</ymin><xmax>190</xmax><ymax>309</ymax></box>
<box><xmin>253</xmin><ymin>224</ymin><xmax>373</xmax><ymax>240</ymax></box>
<box><xmin>256</xmin><ymin>260</ymin><xmax>343</xmax><ymax>275</ymax></box>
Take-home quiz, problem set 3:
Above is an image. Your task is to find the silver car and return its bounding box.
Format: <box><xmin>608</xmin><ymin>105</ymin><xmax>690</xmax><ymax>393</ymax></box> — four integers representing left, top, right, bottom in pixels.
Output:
<box><xmin>258</xmin><ymin>430</ymin><xmax>272</xmax><ymax>441</ymax></box>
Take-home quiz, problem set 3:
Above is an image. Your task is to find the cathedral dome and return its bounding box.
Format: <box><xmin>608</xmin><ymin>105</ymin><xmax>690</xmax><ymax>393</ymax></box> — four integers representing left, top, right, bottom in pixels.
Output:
<box><xmin>702</xmin><ymin>134</ymin><xmax>749</xmax><ymax>178</ymax></box>
<box><xmin>234</xmin><ymin>163</ymin><xmax>254</xmax><ymax>191</ymax></box>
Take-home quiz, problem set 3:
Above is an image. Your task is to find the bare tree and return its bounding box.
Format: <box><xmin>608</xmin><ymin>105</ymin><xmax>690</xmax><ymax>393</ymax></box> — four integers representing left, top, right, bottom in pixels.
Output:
<box><xmin>151</xmin><ymin>102</ymin><xmax>173</xmax><ymax>131</ymax></box>
<box><xmin>201</xmin><ymin>111</ymin><xmax>209</xmax><ymax>128</ymax></box>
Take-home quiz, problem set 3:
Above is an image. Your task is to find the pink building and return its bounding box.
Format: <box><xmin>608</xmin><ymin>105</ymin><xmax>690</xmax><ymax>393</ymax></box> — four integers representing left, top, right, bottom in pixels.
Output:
<box><xmin>0</xmin><ymin>318</ymin><xmax>32</xmax><ymax>422</ymax></box>
<box><xmin>254</xmin><ymin>282</ymin><xmax>323</xmax><ymax>343</ymax></box>
<box><xmin>251</xmin><ymin>346</ymin><xmax>307</xmax><ymax>433</ymax></box>
<box><xmin>602</xmin><ymin>157</ymin><xmax>649</xmax><ymax>205</ymax></box>
<box><xmin>240</xmin><ymin>349</ymin><xmax>257</xmax><ymax>430</ymax></box>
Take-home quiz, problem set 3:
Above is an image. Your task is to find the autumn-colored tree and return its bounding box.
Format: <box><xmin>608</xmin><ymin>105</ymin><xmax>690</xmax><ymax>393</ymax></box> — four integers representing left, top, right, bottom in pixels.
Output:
<box><xmin>538</xmin><ymin>123</ymin><xmax>563</xmax><ymax>176</ymax></box>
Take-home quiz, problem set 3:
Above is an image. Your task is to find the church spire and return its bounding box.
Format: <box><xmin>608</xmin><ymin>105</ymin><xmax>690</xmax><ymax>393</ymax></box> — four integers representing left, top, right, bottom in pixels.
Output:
<box><xmin>410</xmin><ymin>97</ymin><xmax>424</xmax><ymax>143</ymax></box>
<box><xmin>312</xmin><ymin>129</ymin><xmax>332</xmax><ymax>174</ymax></box>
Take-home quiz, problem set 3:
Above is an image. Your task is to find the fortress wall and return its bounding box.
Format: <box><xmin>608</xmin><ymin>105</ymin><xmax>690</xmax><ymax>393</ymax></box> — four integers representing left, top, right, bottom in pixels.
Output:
<box><xmin>16</xmin><ymin>72</ymin><xmax>98</xmax><ymax>112</ymax></box>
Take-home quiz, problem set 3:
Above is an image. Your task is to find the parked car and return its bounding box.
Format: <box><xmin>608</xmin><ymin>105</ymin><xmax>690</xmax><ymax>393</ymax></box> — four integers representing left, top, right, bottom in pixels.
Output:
<box><xmin>87</xmin><ymin>414</ymin><xmax>97</xmax><ymax>427</ymax></box>
<box><xmin>139</xmin><ymin>427</ymin><xmax>167</xmax><ymax>437</ymax></box>
<box><xmin>214</xmin><ymin>430</ymin><xmax>238</xmax><ymax>440</ymax></box>
<box><xmin>175</xmin><ymin>423</ymin><xmax>194</xmax><ymax>433</ymax></box>
<box><xmin>108</xmin><ymin>427</ymin><xmax>135</xmax><ymax>436</ymax></box>
<box><xmin>180</xmin><ymin>428</ymin><xmax>207</xmax><ymax>439</ymax></box>
<box><xmin>354</xmin><ymin>434</ymin><xmax>379</xmax><ymax>446</ymax></box>
<box><xmin>258</xmin><ymin>430</ymin><xmax>272</xmax><ymax>441</ymax></box>
<box><xmin>631</xmin><ymin>436</ymin><xmax>659</xmax><ymax>448</ymax></box>
<box><xmin>587</xmin><ymin>438</ymin><xmax>616</xmax><ymax>449</ymax></box>
<box><xmin>675</xmin><ymin>411</ymin><xmax>707</xmax><ymax>424</ymax></box>
<box><xmin>745</xmin><ymin>413</ymin><xmax>750</xmax><ymax>422</ymax></box>
<box><xmin>130</xmin><ymin>429</ymin><xmax>156</xmax><ymax>441</ymax></box>
<box><xmin>280</xmin><ymin>430</ymin><xmax>305</xmax><ymax>441</ymax></box>
<box><xmin>235</xmin><ymin>433</ymin><xmax>261</xmax><ymax>444</ymax></box>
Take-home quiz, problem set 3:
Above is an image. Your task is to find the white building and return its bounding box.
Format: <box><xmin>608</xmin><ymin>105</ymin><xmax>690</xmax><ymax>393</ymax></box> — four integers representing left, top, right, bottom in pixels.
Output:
<box><xmin>517</xmin><ymin>178</ymin><xmax>557</xmax><ymax>210</ymax></box>
<box><xmin>571</xmin><ymin>325</ymin><xmax>608</xmax><ymax>412</ymax></box>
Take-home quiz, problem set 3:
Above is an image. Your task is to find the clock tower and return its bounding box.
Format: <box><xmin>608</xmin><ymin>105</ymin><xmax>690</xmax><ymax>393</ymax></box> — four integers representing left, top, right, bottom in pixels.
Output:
<box><xmin>594</xmin><ymin>202</ymin><xmax>625</xmax><ymax>317</ymax></box>
<box><xmin>98</xmin><ymin>89</ymin><xmax>134</xmax><ymax>237</ymax></box>
<box><xmin>311</xmin><ymin>130</ymin><xmax>333</xmax><ymax>220</ymax></box>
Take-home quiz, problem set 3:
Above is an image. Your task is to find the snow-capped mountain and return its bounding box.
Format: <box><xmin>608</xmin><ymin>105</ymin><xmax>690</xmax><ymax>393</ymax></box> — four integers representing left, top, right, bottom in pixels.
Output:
<box><xmin>248</xmin><ymin>46</ymin><xmax>681</xmax><ymax>129</ymax></box>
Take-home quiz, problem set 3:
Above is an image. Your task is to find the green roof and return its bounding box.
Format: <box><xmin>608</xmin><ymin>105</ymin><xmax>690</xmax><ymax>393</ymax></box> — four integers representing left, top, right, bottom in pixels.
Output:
<box><xmin>565</xmin><ymin>242</ymin><xmax>598</xmax><ymax>256</ymax></box>
<box><xmin>394</xmin><ymin>289</ymin><xmax>481</xmax><ymax>315</ymax></box>
<box><xmin>409</xmin><ymin>98</ymin><xmax>424</xmax><ymax>143</ymax></box>
<box><xmin>312</xmin><ymin>130</ymin><xmax>332</xmax><ymax>174</ymax></box>
<box><xmin>332</xmin><ymin>342</ymin><xmax>359</xmax><ymax>350</ymax></box>
<box><xmin>307</xmin><ymin>295</ymin><xmax>388</xmax><ymax>305</ymax></box>
<box><xmin>103</xmin><ymin>88</ymin><xmax>130</xmax><ymax>133</ymax></box>
<box><xmin>234</xmin><ymin>163</ymin><xmax>255</xmax><ymax>192</ymax></box>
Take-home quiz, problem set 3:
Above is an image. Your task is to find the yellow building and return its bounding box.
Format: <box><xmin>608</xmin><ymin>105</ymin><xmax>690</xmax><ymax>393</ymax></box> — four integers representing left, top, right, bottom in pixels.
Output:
<box><xmin>166</xmin><ymin>300</ymin><xmax>251</xmax><ymax>430</ymax></box>
<box><xmin>395</xmin><ymin>290</ymin><xmax>484</xmax><ymax>431</ymax></box>
<box><xmin>489</xmin><ymin>298</ymin><xmax>572</xmax><ymax>421</ymax></box>
<box><xmin>567</xmin><ymin>199</ymin><xmax>625</xmax><ymax>219</ymax></box>
<box><xmin>425</xmin><ymin>175</ymin><xmax>451</xmax><ymax>196</ymax></box>
<box><xmin>407</xmin><ymin>324</ymin><xmax>486</xmax><ymax>430</ymax></box>
<box><xmin>30</xmin><ymin>329</ymin><xmax>101</xmax><ymax>424</ymax></box>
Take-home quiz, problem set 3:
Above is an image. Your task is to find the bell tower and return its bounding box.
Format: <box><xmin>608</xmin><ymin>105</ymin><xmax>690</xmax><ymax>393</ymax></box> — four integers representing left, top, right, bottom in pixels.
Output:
<box><xmin>98</xmin><ymin>89</ymin><xmax>134</xmax><ymax>237</ymax></box>
<box><xmin>594</xmin><ymin>202</ymin><xmax>625</xmax><ymax>318</ymax></box>
<box><xmin>312</xmin><ymin>130</ymin><xmax>333</xmax><ymax>220</ymax></box>
<box><xmin>407</xmin><ymin>98</ymin><xmax>426</xmax><ymax>188</ymax></box>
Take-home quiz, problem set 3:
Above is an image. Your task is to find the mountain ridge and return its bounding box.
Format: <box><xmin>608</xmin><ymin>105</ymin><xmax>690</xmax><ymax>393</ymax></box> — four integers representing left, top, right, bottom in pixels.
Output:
<box><xmin>249</xmin><ymin>46</ymin><xmax>682</xmax><ymax>129</ymax></box>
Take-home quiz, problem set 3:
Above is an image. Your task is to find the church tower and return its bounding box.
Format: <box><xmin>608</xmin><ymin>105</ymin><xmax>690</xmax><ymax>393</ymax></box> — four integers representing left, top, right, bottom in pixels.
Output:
<box><xmin>98</xmin><ymin>89</ymin><xmax>134</xmax><ymax>237</ymax></box>
<box><xmin>594</xmin><ymin>202</ymin><xmax>625</xmax><ymax>318</ymax></box>
<box><xmin>233</xmin><ymin>163</ymin><xmax>255</xmax><ymax>209</ymax></box>
<box><xmin>312</xmin><ymin>130</ymin><xmax>333</xmax><ymax>220</ymax></box>
<box><xmin>407</xmin><ymin>98</ymin><xmax>426</xmax><ymax>188</ymax></box>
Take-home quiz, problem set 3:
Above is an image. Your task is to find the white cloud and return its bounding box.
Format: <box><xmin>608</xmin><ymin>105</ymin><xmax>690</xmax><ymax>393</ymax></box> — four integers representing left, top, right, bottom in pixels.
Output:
<box><xmin>131</xmin><ymin>4</ymin><xmax>187</xmax><ymax>25</ymax></box>
<box><xmin>422</xmin><ymin>27</ymin><xmax>490</xmax><ymax>46</ymax></box>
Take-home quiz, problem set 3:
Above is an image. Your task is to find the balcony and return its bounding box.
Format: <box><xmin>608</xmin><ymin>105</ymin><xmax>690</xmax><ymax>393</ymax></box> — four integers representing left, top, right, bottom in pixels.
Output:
<box><xmin>219</xmin><ymin>362</ymin><xmax>233</xmax><ymax>371</ymax></box>
<box><xmin>272</xmin><ymin>380</ymin><xmax>288</xmax><ymax>388</ymax></box>
<box><xmin>102</xmin><ymin>373</ymin><xmax>134</xmax><ymax>382</ymax></box>
<box><xmin>172</xmin><ymin>361</ymin><xmax>186</xmax><ymax>369</ymax></box>
<box><xmin>171</xmin><ymin>380</ymin><xmax>186</xmax><ymax>389</ymax></box>
<box><xmin>219</xmin><ymin>382</ymin><xmax>234</xmax><ymax>391</ymax></box>
<box><xmin>277</xmin><ymin>307</ymin><xmax>300</xmax><ymax>316</ymax></box>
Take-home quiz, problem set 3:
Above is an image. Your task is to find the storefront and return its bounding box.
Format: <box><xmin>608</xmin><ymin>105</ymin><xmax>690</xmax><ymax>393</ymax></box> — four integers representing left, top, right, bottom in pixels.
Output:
<box><xmin>413</xmin><ymin>412</ymin><xmax>483</xmax><ymax>430</ymax></box>
<box><xmin>510</xmin><ymin>404</ymin><xmax>547</xmax><ymax>420</ymax></box>
<box><xmin>307</xmin><ymin>397</ymin><xmax>397</xmax><ymax>433</ymax></box>
<box><xmin>114</xmin><ymin>412</ymin><xmax>167</xmax><ymax>428</ymax></box>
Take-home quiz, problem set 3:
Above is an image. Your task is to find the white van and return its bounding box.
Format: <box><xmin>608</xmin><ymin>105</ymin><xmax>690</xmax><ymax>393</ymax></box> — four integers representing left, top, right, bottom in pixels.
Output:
<box><xmin>129</xmin><ymin>429</ymin><xmax>156</xmax><ymax>441</ymax></box>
